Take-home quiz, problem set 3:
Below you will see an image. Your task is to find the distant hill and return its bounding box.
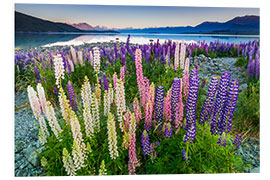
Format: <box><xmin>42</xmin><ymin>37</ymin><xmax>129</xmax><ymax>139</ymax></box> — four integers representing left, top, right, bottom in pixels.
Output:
<box><xmin>119</xmin><ymin>15</ymin><xmax>259</xmax><ymax>35</ymax></box>
<box><xmin>67</xmin><ymin>22</ymin><xmax>95</xmax><ymax>31</ymax></box>
<box><xmin>15</xmin><ymin>11</ymin><xmax>118</xmax><ymax>33</ymax></box>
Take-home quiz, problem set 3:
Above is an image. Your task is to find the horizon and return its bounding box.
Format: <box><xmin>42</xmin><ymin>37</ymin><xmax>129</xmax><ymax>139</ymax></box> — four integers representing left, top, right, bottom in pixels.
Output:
<box><xmin>15</xmin><ymin>4</ymin><xmax>259</xmax><ymax>29</ymax></box>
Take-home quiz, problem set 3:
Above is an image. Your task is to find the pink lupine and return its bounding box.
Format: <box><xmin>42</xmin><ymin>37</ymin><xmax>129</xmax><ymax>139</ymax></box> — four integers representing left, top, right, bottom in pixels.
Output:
<box><xmin>113</xmin><ymin>72</ymin><xmax>118</xmax><ymax>90</ymax></box>
<box><xmin>145</xmin><ymin>100</ymin><xmax>153</xmax><ymax>131</ymax></box>
<box><xmin>182</xmin><ymin>58</ymin><xmax>190</xmax><ymax>100</ymax></box>
<box><xmin>133</xmin><ymin>98</ymin><xmax>142</xmax><ymax>124</ymax></box>
<box><xmin>124</xmin><ymin>110</ymin><xmax>132</xmax><ymax>133</ymax></box>
<box><xmin>135</xmin><ymin>49</ymin><xmax>145</xmax><ymax>99</ymax></box>
<box><xmin>175</xmin><ymin>79</ymin><xmax>184</xmax><ymax>128</ymax></box>
<box><xmin>120</xmin><ymin>66</ymin><xmax>125</xmax><ymax>85</ymax></box>
<box><xmin>142</xmin><ymin>77</ymin><xmax>150</xmax><ymax>109</ymax></box>
<box><xmin>164</xmin><ymin>88</ymin><xmax>172</xmax><ymax>122</ymax></box>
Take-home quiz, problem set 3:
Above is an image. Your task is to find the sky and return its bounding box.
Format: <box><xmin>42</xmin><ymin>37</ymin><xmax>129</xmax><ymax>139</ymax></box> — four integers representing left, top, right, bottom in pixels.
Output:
<box><xmin>15</xmin><ymin>3</ymin><xmax>259</xmax><ymax>29</ymax></box>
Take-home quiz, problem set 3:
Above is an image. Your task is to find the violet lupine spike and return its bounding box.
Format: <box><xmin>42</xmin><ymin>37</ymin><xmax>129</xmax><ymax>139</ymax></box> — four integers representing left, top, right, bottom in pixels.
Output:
<box><xmin>184</xmin><ymin>68</ymin><xmax>199</xmax><ymax>143</ymax></box>
<box><xmin>67</xmin><ymin>81</ymin><xmax>77</xmax><ymax>111</ymax></box>
<box><xmin>171</xmin><ymin>78</ymin><xmax>181</xmax><ymax>126</ymax></box>
<box><xmin>34</xmin><ymin>66</ymin><xmax>41</xmax><ymax>83</ymax></box>
<box><xmin>199</xmin><ymin>77</ymin><xmax>218</xmax><ymax>124</ymax></box>
<box><xmin>210</xmin><ymin>71</ymin><xmax>231</xmax><ymax>135</ymax></box>
<box><xmin>218</xmin><ymin>79</ymin><xmax>239</xmax><ymax>134</ymax></box>
<box><xmin>182</xmin><ymin>149</ymin><xmax>189</xmax><ymax>162</ymax></box>
<box><xmin>103</xmin><ymin>73</ymin><xmax>109</xmax><ymax>91</ymax></box>
<box><xmin>232</xmin><ymin>134</ymin><xmax>242</xmax><ymax>151</ymax></box>
<box><xmin>164</xmin><ymin>123</ymin><xmax>173</xmax><ymax>139</ymax></box>
<box><xmin>141</xmin><ymin>130</ymin><xmax>151</xmax><ymax>156</ymax></box>
<box><xmin>154</xmin><ymin>86</ymin><xmax>165</xmax><ymax>130</ymax></box>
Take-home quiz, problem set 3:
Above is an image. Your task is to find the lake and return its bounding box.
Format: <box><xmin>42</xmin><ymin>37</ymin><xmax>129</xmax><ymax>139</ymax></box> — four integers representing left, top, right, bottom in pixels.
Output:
<box><xmin>15</xmin><ymin>33</ymin><xmax>259</xmax><ymax>49</ymax></box>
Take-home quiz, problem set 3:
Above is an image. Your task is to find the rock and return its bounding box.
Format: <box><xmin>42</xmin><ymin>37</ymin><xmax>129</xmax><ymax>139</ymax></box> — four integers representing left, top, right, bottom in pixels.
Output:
<box><xmin>239</xmin><ymin>84</ymin><xmax>248</xmax><ymax>91</ymax></box>
<box><xmin>28</xmin><ymin>147</ymin><xmax>44</xmax><ymax>167</ymax></box>
<box><xmin>15</xmin><ymin>139</ymin><xmax>26</xmax><ymax>153</ymax></box>
<box><xmin>250</xmin><ymin>167</ymin><xmax>260</xmax><ymax>173</ymax></box>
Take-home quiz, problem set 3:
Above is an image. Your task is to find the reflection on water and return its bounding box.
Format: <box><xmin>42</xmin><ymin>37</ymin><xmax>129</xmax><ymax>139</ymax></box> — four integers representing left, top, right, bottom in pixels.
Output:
<box><xmin>15</xmin><ymin>33</ymin><xmax>259</xmax><ymax>48</ymax></box>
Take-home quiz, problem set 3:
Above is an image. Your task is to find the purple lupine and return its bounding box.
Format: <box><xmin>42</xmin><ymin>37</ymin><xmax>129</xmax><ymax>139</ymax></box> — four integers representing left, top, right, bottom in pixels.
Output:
<box><xmin>184</xmin><ymin>68</ymin><xmax>200</xmax><ymax>143</ymax></box>
<box><xmin>141</xmin><ymin>130</ymin><xmax>151</xmax><ymax>156</ymax></box>
<box><xmin>67</xmin><ymin>81</ymin><xmax>77</xmax><ymax>111</ymax></box>
<box><xmin>217</xmin><ymin>133</ymin><xmax>227</xmax><ymax>147</ymax></box>
<box><xmin>167</xmin><ymin>46</ymin><xmax>170</xmax><ymax>66</ymax></box>
<box><xmin>232</xmin><ymin>134</ymin><xmax>242</xmax><ymax>151</ymax></box>
<box><xmin>182</xmin><ymin>149</ymin><xmax>189</xmax><ymax>162</ymax></box>
<box><xmin>255</xmin><ymin>52</ymin><xmax>260</xmax><ymax>79</ymax></box>
<box><xmin>34</xmin><ymin>66</ymin><xmax>41</xmax><ymax>83</ymax></box>
<box><xmin>200</xmin><ymin>78</ymin><xmax>207</xmax><ymax>89</ymax></box>
<box><xmin>199</xmin><ymin>77</ymin><xmax>218</xmax><ymax>124</ymax></box>
<box><xmin>210</xmin><ymin>71</ymin><xmax>231</xmax><ymax>135</ymax></box>
<box><xmin>103</xmin><ymin>73</ymin><xmax>109</xmax><ymax>91</ymax></box>
<box><xmin>171</xmin><ymin>78</ymin><xmax>181</xmax><ymax>126</ymax></box>
<box><xmin>54</xmin><ymin>87</ymin><xmax>58</xmax><ymax>97</ymax></box>
<box><xmin>145</xmin><ymin>50</ymin><xmax>150</xmax><ymax>63</ymax></box>
<box><xmin>98</xmin><ymin>78</ymin><xmax>103</xmax><ymax>90</ymax></box>
<box><xmin>217</xmin><ymin>79</ymin><xmax>239</xmax><ymax>134</ymax></box>
<box><xmin>154</xmin><ymin>86</ymin><xmax>165</xmax><ymax>130</ymax></box>
<box><xmin>164</xmin><ymin>123</ymin><xmax>173</xmax><ymax>139</ymax></box>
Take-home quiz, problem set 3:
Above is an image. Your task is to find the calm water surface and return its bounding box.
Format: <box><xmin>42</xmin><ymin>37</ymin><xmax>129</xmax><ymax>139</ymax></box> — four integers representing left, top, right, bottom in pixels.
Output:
<box><xmin>15</xmin><ymin>33</ymin><xmax>259</xmax><ymax>49</ymax></box>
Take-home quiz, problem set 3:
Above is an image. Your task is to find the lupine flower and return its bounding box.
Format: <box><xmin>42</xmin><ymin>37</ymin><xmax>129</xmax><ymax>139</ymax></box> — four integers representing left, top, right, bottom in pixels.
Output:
<box><xmin>58</xmin><ymin>87</ymin><xmax>72</xmax><ymax>125</ymax></box>
<box><xmin>182</xmin><ymin>58</ymin><xmax>190</xmax><ymax>100</ymax></box>
<box><xmin>113</xmin><ymin>72</ymin><xmax>118</xmax><ymax>90</ymax></box>
<box><xmin>70</xmin><ymin>46</ymin><xmax>77</xmax><ymax>64</ymax></box>
<box><xmin>72</xmin><ymin>140</ymin><xmax>86</xmax><ymax>171</ymax></box>
<box><xmin>45</xmin><ymin>101</ymin><xmax>63</xmax><ymax>139</ymax></box>
<box><xmin>199</xmin><ymin>77</ymin><xmax>218</xmax><ymax>124</ymax></box>
<box><xmin>164</xmin><ymin>123</ymin><xmax>173</xmax><ymax>138</ymax></box>
<box><xmin>145</xmin><ymin>100</ymin><xmax>153</xmax><ymax>132</ymax></box>
<box><xmin>91</xmin><ymin>93</ymin><xmax>100</xmax><ymax>132</ymax></box>
<box><xmin>232</xmin><ymin>134</ymin><xmax>242</xmax><ymax>151</ymax></box>
<box><xmin>218</xmin><ymin>79</ymin><xmax>239</xmax><ymax>134</ymax></box>
<box><xmin>94</xmin><ymin>80</ymin><xmax>101</xmax><ymax>105</ymax></box>
<box><xmin>174</xmin><ymin>42</ymin><xmax>180</xmax><ymax>70</ymax></box>
<box><xmin>99</xmin><ymin>160</ymin><xmax>107</xmax><ymax>175</ymax></box>
<box><xmin>68</xmin><ymin>59</ymin><xmax>74</xmax><ymax>72</ymax></box>
<box><xmin>93</xmin><ymin>47</ymin><xmax>100</xmax><ymax>74</ymax></box>
<box><xmin>77</xmin><ymin>50</ymin><xmax>83</xmax><ymax>65</ymax></box>
<box><xmin>103</xmin><ymin>90</ymin><xmax>110</xmax><ymax>116</ymax></box>
<box><xmin>154</xmin><ymin>86</ymin><xmax>165</xmax><ymax>130</ymax></box>
<box><xmin>62</xmin><ymin>148</ymin><xmax>76</xmax><ymax>176</ymax></box>
<box><xmin>67</xmin><ymin>81</ymin><xmax>78</xmax><ymax>111</ymax></box>
<box><xmin>180</xmin><ymin>41</ymin><xmax>186</xmax><ymax>69</ymax></box>
<box><xmin>115</xmin><ymin>79</ymin><xmax>126</xmax><ymax>132</ymax></box>
<box><xmin>53</xmin><ymin>54</ymin><xmax>65</xmax><ymax>88</ymax></box>
<box><xmin>124</xmin><ymin>110</ymin><xmax>132</xmax><ymax>133</ymax></box>
<box><xmin>176</xmin><ymin>78</ymin><xmax>184</xmax><ymax>128</ymax></box>
<box><xmin>133</xmin><ymin>98</ymin><xmax>142</xmax><ymax>124</ymax></box>
<box><xmin>83</xmin><ymin>103</ymin><xmax>94</xmax><ymax>138</ymax></box>
<box><xmin>171</xmin><ymin>78</ymin><xmax>181</xmax><ymax>126</ymax></box>
<box><xmin>166</xmin><ymin>46</ymin><xmax>170</xmax><ymax>66</ymax></box>
<box><xmin>182</xmin><ymin>149</ymin><xmax>189</xmax><ymax>162</ymax></box>
<box><xmin>210</xmin><ymin>71</ymin><xmax>231</xmax><ymax>135</ymax></box>
<box><xmin>164</xmin><ymin>88</ymin><xmax>172</xmax><ymax>122</ymax></box>
<box><xmin>120</xmin><ymin>66</ymin><xmax>125</xmax><ymax>85</ymax></box>
<box><xmin>108</xmin><ymin>83</ymin><xmax>114</xmax><ymax>105</ymax></box>
<box><xmin>184</xmin><ymin>69</ymin><xmax>200</xmax><ymax>143</ymax></box>
<box><xmin>135</xmin><ymin>49</ymin><xmax>145</xmax><ymax>101</ymax></box>
<box><xmin>217</xmin><ymin>132</ymin><xmax>227</xmax><ymax>147</ymax></box>
<box><xmin>103</xmin><ymin>73</ymin><xmax>109</xmax><ymax>91</ymax></box>
<box><xmin>34</xmin><ymin>66</ymin><xmax>41</xmax><ymax>83</ymax></box>
<box><xmin>81</xmin><ymin>76</ymin><xmax>92</xmax><ymax>108</ymax></box>
<box><xmin>107</xmin><ymin>113</ymin><xmax>119</xmax><ymax>160</ymax></box>
<box><xmin>128</xmin><ymin>113</ymin><xmax>140</xmax><ymax>175</ymax></box>
<box><xmin>141</xmin><ymin>130</ymin><xmax>151</xmax><ymax>156</ymax></box>
<box><xmin>27</xmin><ymin>85</ymin><xmax>41</xmax><ymax>119</ymax></box>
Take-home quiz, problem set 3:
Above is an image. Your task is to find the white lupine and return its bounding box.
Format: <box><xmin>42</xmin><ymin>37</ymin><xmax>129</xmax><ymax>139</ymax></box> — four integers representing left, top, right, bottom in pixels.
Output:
<box><xmin>58</xmin><ymin>88</ymin><xmax>71</xmax><ymax>125</ymax></box>
<box><xmin>38</xmin><ymin>128</ymin><xmax>47</xmax><ymax>145</ymax></box>
<box><xmin>53</xmin><ymin>54</ymin><xmax>65</xmax><ymax>88</ymax></box>
<box><xmin>77</xmin><ymin>50</ymin><xmax>83</xmax><ymax>65</ymax></box>
<box><xmin>103</xmin><ymin>90</ymin><xmax>110</xmax><ymax>116</ymax></box>
<box><xmin>81</xmin><ymin>76</ymin><xmax>92</xmax><ymax>107</ymax></box>
<box><xmin>99</xmin><ymin>160</ymin><xmax>107</xmax><ymax>175</ymax></box>
<box><xmin>174</xmin><ymin>41</ymin><xmax>180</xmax><ymax>70</ymax></box>
<box><xmin>91</xmin><ymin>94</ymin><xmax>100</xmax><ymax>132</ymax></box>
<box><xmin>180</xmin><ymin>40</ymin><xmax>186</xmax><ymax>69</ymax></box>
<box><xmin>68</xmin><ymin>59</ymin><xmax>74</xmax><ymax>72</ymax></box>
<box><xmin>27</xmin><ymin>85</ymin><xmax>41</xmax><ymax>119</ymax></box>
<box><xmin>83</xmin><ymin>103</ymin><xmax>94</xmax><ymax>138</ymax></box>
<box><xmin>37</xmin><ymin>83</ymin><xmax>47</xmax><ymax>116</ymax></box>
<box><xmin>115</xmin><ymin>79</ymin><xmax>126</xmax><ymax>132</ymax></box>
<box><xmin>108</xmin><ymin>83</ymin><xmax>114</xmax><ymax>105</ymax></box>
<box><xmin>62</xmin><ymin>148</ymin><xmax>76</xmax><ymax>176</ymax></box>
<box><xmin>70</xmin><ymin>46</ymin><xmax>77</xmax><ymax>64</ymax></box>
<box><xmin>45</xmin><ymin>101</ymin><xmax>63</xmax><ymax>139</ymax></box>
<box><xmin>107</xmin><ymin>113</ymin><xmax>119</xmax><ymax>160</ymax></box>
<box><xmin>70</xmin><ymin>112</ymin><xmax>87</xmax><ymax>169</ymax></box>
<box><xmin>89</xmin><ymin>50</ymin><xmax>93</xmax><ymax>65</ymax></box>
<box><xmin>93</xmin><ymin>47</ymin><xmax>100</xmax><ymax>74</ymax></box>
<box><xmin>39</xmin><ymin>115</ymin><xmax>50</xmax><ymax>139</ymax></box>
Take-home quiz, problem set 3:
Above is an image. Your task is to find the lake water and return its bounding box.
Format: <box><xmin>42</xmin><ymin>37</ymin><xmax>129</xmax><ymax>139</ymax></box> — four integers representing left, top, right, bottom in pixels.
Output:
<box><xmin>15</xmin><ymin>33</ymin><xmax>259</xmax><ymax>49</ymax></box>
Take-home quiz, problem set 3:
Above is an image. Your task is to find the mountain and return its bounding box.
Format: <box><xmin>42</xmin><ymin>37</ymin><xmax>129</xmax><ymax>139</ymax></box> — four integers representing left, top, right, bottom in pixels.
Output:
<box><xmin>119</xmin><ymin>15</ymin><xmax>259</xmax><ymax>35</ymax></box>
<box><xmin>67</xmin><ymin>22</ymin><xmax>95</xmax><ymax>30</ymax></box>
<box><xmin>94</xmin><ymin>25</ymin><xmax>111</xmax><ymax>31</ymax></box>
<box><xmin>15</xmin><ymin>11</ymin><xmax>118</xmax><ymax>33</ymax></box>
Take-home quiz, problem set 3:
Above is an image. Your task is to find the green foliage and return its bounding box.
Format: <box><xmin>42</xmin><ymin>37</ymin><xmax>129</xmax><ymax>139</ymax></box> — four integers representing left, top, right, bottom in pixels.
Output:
<box><xmin>234</xmin><ymin>56</ymin><xmax>248</xmax><ymax>69</ymax></box>
<box><xmin>233</xmin><ymin>81</ymin><xmax>260</xmax><ymax>136</ymax></box>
